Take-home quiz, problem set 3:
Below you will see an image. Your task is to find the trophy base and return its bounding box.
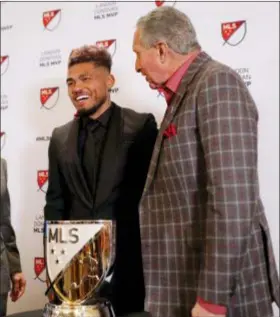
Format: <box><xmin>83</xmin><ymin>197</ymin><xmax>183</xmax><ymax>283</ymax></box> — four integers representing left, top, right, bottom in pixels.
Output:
<box><xmin>43</xmin><ymin>301</ymin><xmax>115</xmax><ymax>317</ymax></box>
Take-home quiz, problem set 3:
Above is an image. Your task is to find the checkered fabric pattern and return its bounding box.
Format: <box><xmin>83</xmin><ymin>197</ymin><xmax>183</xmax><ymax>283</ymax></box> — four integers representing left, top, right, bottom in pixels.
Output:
<box><xmin>139</xmin><ymin>52</ymin><xmax>279</xmax><ymax>317</ymax></box>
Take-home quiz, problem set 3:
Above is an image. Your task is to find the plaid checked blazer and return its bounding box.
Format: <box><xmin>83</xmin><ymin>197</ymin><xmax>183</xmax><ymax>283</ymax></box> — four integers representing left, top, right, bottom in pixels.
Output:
<box><xmin>139</xmin><ymin>52</ymin><xmax>279</xmax><ymax>317</ymax></box>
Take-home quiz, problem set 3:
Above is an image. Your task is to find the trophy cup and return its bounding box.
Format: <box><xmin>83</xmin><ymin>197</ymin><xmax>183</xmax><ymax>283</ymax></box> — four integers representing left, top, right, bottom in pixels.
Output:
<box><xmin>43</xmin><ymin>220</ymin><xmax>115</xmax><ymax>317</ymax></box>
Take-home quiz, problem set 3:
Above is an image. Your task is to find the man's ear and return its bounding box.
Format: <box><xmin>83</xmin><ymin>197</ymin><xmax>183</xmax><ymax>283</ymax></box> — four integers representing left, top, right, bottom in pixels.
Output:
<box><xmin>107</xmin><ymin>73</ymin><xmax>115</xmax><ymax>90</ymax></box>
<box><xmin>156</xmin><ymin>41</ymin><xmax>168</xmax><ymax>63</ymax></box>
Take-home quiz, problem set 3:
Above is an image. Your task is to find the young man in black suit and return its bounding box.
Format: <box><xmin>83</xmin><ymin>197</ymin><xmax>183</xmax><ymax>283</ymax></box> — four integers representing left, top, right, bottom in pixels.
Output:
<box><xmin>44</xmin><ymin>45</ymin><xmax>157</xmax><ymax>316</ymax></box>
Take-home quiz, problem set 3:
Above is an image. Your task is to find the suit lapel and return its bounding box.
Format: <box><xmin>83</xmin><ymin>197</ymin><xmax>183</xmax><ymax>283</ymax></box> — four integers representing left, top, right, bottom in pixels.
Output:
<box><xmin>94</xmin><ymin>103</ymin><xmax>122</xmax><ymax>210</ymax></box>
<box><xmin>144</xmin><ymin>51</ymin><xmax>211</xmax><ymax>194</ymax></box>
<box><xmin>65</xmin><ymin>119</ymin><xmax>92</xmax><ymax>207</ymax></box>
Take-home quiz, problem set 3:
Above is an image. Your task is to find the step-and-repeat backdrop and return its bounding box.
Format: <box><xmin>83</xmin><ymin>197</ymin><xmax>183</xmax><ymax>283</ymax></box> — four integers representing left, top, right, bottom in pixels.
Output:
<box><xmin>1</xmin><ymin>1</ymin><xmax>279</xmax><ymax>315</ymax></box>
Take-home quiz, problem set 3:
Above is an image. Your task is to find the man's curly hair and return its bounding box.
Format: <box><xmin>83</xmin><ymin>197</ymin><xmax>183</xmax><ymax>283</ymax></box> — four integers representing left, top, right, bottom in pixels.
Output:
<box><xmin>68</xmin><ymin>45</ymin><xmax>112</xmax><ymax>72</ymax></box>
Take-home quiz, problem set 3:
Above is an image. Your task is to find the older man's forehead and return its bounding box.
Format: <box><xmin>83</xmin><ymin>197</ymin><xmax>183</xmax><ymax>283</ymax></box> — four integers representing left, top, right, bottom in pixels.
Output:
<box><xmin>133</xmin><ymin>30</ymin><xmax>143</xmax><ymax>50</ymax></box>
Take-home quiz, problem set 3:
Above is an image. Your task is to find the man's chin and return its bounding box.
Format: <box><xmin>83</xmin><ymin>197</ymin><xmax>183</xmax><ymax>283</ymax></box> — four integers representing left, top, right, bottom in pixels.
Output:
<box><xmin>77</xmin><ymin>108</ymin><xmax>94</xmax><ymax>117</ymax></box>
<box><xmin>149</xmin><ymin>82</ymin><xmax>159</xmax><ymax>90</ymax></box>
<box><xmin>76</xmin><ymin>99</ymin><xmax>106</xmax><ymax>118</ymax></box>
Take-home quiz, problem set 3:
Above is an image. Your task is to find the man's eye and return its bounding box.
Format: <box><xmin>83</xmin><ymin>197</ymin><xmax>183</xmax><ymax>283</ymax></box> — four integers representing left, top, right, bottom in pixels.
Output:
<box><xmin>81</xmin><ymin>76</ymin><xmax>91</xmax><ymax>81</ymax></box>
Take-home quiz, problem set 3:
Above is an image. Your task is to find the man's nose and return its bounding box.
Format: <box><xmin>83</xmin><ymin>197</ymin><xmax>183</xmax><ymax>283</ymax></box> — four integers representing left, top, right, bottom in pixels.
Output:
<box><xmin>73</xmin><ymin>85</ymin><xmax>82</xmax><ymax>93</ymax></box>
<box><xmin>135</xmin><ymin>59</ymin><xmax>141</xmax><ymax>73</ymax></box>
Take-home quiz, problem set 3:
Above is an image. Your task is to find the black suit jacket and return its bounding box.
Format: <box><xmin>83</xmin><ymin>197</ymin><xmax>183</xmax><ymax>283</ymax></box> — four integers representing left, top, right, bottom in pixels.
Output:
<box><xmin>1</xmin><ymin>158</ymin><xmax>22</xmax><ymax>295</ymax></box>
<box><xmin>44</xmin><ymin>103</ymin><xmax>157</xmax><ymax>315</ymax></box>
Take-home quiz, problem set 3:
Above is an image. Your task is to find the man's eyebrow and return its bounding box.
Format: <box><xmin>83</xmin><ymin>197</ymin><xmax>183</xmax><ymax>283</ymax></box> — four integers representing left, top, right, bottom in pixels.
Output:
<box><xmin>66</xmin><ymin>72</ymin><xmax>94</xmax><ymax>83</ymax></box>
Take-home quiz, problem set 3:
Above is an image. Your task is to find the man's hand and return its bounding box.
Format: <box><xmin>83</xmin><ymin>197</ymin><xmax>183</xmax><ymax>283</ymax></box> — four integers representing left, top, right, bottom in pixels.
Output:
<box><xmin>192</xmin><ymin>302</ymin><xmax>226</xmax><ymax>317</ymax></box>
<box><xmin>10</xmin><ymin>272</ymin><xmax>26</xmax><ymax>302</ymax></box>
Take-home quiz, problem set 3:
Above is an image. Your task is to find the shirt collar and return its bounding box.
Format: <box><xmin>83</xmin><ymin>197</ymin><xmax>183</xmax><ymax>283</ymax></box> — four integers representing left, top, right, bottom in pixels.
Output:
<box><xmin>165</xmin><ymin>50</ymin><xmax>201</xmax><ymax>93</ymax></box>
<box><xmin>82</xmin><ymin>103</ymin><xmax>113</xmax><ymax>129</ymax></box>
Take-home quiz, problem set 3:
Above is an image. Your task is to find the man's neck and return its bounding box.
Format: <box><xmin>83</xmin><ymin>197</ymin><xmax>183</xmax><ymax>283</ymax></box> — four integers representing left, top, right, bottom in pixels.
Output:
<box><xmin>165</xmin><ymin>49</ymin><xmax>200</xmax><ymax>82</ymax></box>
<box><xmin>89</xmin><ymin>98</ymin><xmax>111</xmax><ymax>120</ymax></box>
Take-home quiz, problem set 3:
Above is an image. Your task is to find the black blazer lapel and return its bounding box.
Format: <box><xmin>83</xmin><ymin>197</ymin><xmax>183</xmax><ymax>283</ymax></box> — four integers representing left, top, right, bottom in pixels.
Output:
<box><xmin>94</xmin><ymin>103</ymin><xmax>122</xmax><ymax>210</ymax></box>
<box><xmin>65</xmin><ymin>119</ymin><xmax>92</xmax><ymax>208</ymax></box>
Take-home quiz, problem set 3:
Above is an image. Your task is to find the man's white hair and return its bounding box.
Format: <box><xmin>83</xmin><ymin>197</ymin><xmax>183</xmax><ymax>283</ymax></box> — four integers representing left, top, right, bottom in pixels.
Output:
<box><xmin>136</xmin><ymin>6</ymin><xmax>200</xmax><ymax>54</ymax></box>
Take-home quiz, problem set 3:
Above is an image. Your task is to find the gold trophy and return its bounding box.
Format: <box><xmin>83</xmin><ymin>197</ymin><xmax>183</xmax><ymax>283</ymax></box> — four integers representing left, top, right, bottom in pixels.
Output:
<box><xmin>43</xmin><ymin>220</ymin><xmax>115</xmax><ymax>317</ymax></box>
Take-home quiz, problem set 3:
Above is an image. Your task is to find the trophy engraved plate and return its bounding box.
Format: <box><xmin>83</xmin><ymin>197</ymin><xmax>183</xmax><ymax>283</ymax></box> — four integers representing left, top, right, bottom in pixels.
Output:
<box><xmin>43</xmin><ymin>220</ymin><xmax>115</xmax><ymax>317</ymax></box>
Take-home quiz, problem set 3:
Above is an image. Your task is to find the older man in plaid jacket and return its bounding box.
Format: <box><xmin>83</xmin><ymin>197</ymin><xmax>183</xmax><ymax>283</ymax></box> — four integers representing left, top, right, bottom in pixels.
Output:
<box><xmin>132</xmin><ymin>6</ymin><xmax>279</xmax><ymax>317</ymax></box>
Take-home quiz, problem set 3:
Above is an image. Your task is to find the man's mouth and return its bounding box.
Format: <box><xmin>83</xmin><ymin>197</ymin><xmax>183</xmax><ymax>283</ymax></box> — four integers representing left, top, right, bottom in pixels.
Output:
<box><xmin>76</xmin><ymin>95</ymin><xmax>89</xmax><ymax>101</ymax></box>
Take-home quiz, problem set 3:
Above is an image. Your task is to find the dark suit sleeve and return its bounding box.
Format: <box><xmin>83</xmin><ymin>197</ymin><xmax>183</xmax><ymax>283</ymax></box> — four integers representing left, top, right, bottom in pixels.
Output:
<box><xmin>196</xmin><ymin>70</ymin><xmax>259</xmax><ymax>306</ymax></box>
<box><xmin>44</xmin><ymin>129</ymin><xmax>66</xmax><ymax>221</ymax></box>
<box><xmin>114</xmin><ymin>114</ymin><xmax>157</xmax><ymax>314</ymax></box>
<box><xmin>0</xmin><ymin>160</ymin><xmax>22</xmax><ymax>275</ymax></box>
<box><xmin>130</xmin><ymin>114</ymin><xmax>158</xmax><ymax>199</ymax></box>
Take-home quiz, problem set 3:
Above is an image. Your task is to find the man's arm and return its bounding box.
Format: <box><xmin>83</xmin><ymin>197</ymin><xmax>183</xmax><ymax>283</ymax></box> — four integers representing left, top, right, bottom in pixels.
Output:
<box><xmin>0</xmin><ymin>159</ymin><xmax>26</xmax><ymax>301</ymax></box>
<box><xmin>196</xmin><ymin>69</ymin><xmax>258</xmax><ymax>308</ymax></box>
<box><xmin>44</xmin><ymin>129</ymin><xmax>67</xmax><ymax>221</ymax></box>
<box><xmin>131</xmin><ymin>113</ymin><xmax>158</xmax><ymax>198</ymax></box>
<box><xmin>117</xmin><ymin>113</ymin><xmax>157</xmax><ymax>312</ymax></box>
<box><xmin>1</xmin><ymin>159</ymin><xmax>22</xmax><ymax>274</ymax></box>
<box><xmin>43</xmin><ymin>129</ymin><xmax>68</xmax><ymax>302</ymax></box>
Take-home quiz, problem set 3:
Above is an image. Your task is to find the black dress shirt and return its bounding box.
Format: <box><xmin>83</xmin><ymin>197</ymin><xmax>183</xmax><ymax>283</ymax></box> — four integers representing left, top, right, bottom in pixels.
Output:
<box><xmin>78</xmin><ymin>105</ymin><xmax>113</xmax><ymax>203</ymax></box>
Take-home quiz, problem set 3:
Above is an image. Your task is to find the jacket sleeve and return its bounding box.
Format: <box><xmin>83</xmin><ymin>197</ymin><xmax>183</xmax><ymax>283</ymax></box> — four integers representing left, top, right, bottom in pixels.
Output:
<box><xmin>0</xmin><ymin>159</ymin><xmax>22</xmax><ymax>275</ymax></box>
<box><xmin>130</xmin><ymin>113</ymin><xmax>158</xmax><ymax>199</ymax></box>
<box><xmin>196</xmin><ymin>69</ymin><xmax>259</xmax><ymax>306</ymax></box>
<box><xmin>44</xmin><ymin>128</ymin><xmax>67</xmax><ymax>222</ymax></box>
